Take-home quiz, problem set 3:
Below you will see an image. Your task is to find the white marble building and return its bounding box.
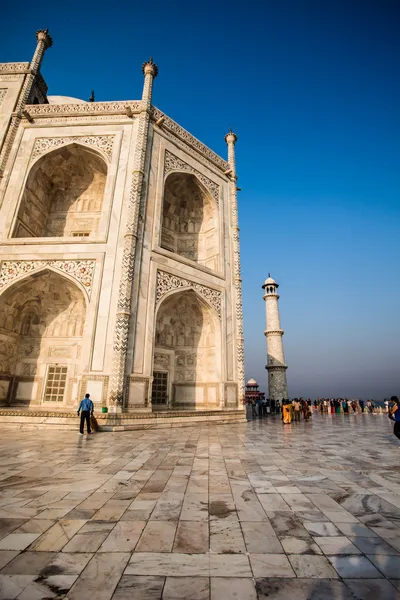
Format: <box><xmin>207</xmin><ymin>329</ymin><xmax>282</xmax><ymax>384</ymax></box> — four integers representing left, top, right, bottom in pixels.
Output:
<box><xmin>0</xmin><ymin>30</ymin><xmax>245</xmax><ymax>417</ymax></box>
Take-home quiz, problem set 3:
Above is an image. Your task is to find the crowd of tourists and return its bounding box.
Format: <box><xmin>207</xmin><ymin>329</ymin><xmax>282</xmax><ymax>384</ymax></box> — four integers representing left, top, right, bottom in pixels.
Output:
<box><xmin>246</xmin><ymin>394</ymin><xmax>400</xmax><ymax>443</ymax></box>
<box><xmin>246</xmin><ymin>396</ymin><xmax>395</xmax><ymax>421</ymax></box>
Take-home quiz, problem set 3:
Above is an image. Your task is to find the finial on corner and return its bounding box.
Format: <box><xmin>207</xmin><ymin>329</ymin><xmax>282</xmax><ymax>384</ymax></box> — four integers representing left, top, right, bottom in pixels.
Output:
<box><xmin>89</xmin><ymin>90</ymin><xmax>95</xmax><ymax>103</ymax></box>
<box><xmin>36</xmin><ymin>29</ymin><xmax>53</xmax><ymax>49</ymax></box>
<box><xmin>225</xmin><ymin>129</ymin><xmax>238</xmax><ymax>144</ymax></box>
<box><xmin>142</xmin><ymin>57</ymin><xmax>159</xmax><ymax>78</ymax></box>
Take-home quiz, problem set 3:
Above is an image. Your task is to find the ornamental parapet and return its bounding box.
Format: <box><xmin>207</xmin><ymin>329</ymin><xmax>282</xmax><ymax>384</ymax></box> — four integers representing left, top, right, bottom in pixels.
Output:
<box><xmin>24</xmin><ymin>100</ymin><xmax>142</xmax><ymax>116</ymax></box>
<box><xmin>0</xmin><ymin>62</ymin><xmax>30</xmax><ymax>74</ymax></box>
<box><xmin>152</xmin><ymin>106</ymin><xmax>229</xmax><ymax>172</ymax></box>
<box><xmin>22</xmin><ymin>101</ymin><xmax>229</xmax><ymax>172</ymax></box>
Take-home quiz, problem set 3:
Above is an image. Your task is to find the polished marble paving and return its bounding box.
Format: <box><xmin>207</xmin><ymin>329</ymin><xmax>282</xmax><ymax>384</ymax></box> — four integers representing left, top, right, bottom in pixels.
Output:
<box><xmin>0</xmin><ymin>412</ymin><xmax>399</xmax><ymax>599</ymax></box>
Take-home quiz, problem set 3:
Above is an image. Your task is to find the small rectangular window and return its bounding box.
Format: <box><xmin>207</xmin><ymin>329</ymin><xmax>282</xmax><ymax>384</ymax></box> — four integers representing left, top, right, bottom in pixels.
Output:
<box><xmin>44</xmin><ymin>366</ymin><xmax>68</xmax><ymax>402</ymax></box>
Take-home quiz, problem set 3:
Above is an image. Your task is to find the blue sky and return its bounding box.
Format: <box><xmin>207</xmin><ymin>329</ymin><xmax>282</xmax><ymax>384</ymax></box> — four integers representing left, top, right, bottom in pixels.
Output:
<box><xmin>1</xmin><ymin>0</ymin><xmax>399</xmax><ymax>399</ymax></box>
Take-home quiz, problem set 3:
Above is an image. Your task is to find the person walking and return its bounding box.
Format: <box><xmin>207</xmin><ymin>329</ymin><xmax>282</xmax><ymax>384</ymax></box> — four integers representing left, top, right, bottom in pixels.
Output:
<box><xmin>389</xmin><ymin>396</ymin><xmax>400</xmax><ymax>442</ymax></box>
<box><xmin>294</xmin><ymin>399</ymin><xmax>301</xmax><ymax>422</ymax></box>
<box><xmin>77</xmin><ymin>393</ymin><xmax>94</xmax><ymax>435</ymax></box>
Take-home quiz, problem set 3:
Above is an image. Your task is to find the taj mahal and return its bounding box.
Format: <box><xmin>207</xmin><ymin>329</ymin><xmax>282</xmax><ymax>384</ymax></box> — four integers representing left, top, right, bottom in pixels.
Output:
<box><xmin>0</xmin><ymin>30</ymin><xmax>250</xmax><ymax>427</ymax></box>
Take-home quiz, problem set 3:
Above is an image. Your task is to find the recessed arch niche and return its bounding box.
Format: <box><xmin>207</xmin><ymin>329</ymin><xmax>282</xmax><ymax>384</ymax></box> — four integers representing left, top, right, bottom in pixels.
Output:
<box><xmin>161</xmin><ymin>172</ymin><xmax>219</xmax><ymax>271</ymax></box>
<box><xmin>152</xmin><ymin>289</ymin><xmax>221</xmax><ymax>409</ymax></box>
<box><xmin>0</xmin><ymin>269</ymin><xmax>86</xmax><ymax>406</ymax></box>
<box><xmin>13</xmin><ymin>144</ymin><xmax>107</xmax><ymax>238</ymax></box>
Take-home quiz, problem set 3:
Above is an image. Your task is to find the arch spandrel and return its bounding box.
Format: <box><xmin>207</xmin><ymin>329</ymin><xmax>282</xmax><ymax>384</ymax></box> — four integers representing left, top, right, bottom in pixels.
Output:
<box><xmin>0</xmin><ymin>260</ymin><xmax>95</xmax><ymax>301</ymax></box>
<box><xmin>155</xmin><ymin>270</ymin><xmax>222</xmax><ymax>320</ymax></box>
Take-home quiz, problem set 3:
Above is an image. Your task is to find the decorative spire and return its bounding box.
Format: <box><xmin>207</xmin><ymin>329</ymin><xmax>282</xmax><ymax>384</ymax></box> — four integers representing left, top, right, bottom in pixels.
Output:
<box><xmin>142</xmin><ymin>57</ymin><xmax>158</xmax><ymax>78</ymax></box>
<box><xmin>89</xmin><ymin>90</ymin><xmax>95</xmax><ymax>102</ymax></box>
<box><xmin>225</xmin><ymin>128</ymin><xmax>238</xmax><ymax>145</ymax></box>
<box><xmin>36</xmin><ymin>29</ymin><xmax>53</xmax><ymax>49</ymax></box>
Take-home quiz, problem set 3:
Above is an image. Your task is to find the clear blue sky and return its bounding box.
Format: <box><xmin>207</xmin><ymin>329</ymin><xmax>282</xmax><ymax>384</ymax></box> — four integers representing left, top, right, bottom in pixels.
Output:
<box><xmin>1</xmin><ymin>0</ymin><xmax>399</xmax><ymax>399</ymax></box>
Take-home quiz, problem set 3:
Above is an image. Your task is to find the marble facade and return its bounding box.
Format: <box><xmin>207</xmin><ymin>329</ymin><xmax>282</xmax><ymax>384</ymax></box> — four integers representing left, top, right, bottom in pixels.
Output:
<box><xmin>0</xmin><ymin>31</ymin><xmax>244</xmax><ymax>416</ymax></box>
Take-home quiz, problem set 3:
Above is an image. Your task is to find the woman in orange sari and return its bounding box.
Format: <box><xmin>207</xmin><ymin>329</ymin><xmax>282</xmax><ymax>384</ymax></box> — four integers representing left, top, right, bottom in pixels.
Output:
<box><xmin>282</xmin><ymin>400</ymin><xmax>292</xmax><ymax>424</ymax></box>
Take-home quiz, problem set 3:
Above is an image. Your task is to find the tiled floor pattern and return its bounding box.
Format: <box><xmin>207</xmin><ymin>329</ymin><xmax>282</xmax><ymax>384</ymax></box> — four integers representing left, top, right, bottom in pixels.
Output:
<box><xmin>0</xmin><ymin>413</ymin><xmax>399</xmax><ymax>598</ymax></box>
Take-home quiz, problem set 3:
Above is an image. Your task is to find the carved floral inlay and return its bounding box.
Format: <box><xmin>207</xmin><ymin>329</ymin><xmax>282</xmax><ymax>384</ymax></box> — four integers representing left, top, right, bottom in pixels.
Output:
<box><xmin>31</xmin><ymin>135</ymin><xmax>115</xmax><ymax>162</ymax></box>
<box><xmin>0</xmin><ymin>260</ymin><xmax>95</xmax><ymax>298</ymax></box>
<box><xmin>0</xmin><ymin>89</ymin><xmax>7</xmax><ymax>107</ymax></box>
<box><xmin>156</xmin><ymin>270</ymin><xmax>222</xmax><ymax>318</ymax></box>
<box><xmin>164</xmin><ymin>150</ymin><xmax>220</xmax><ymax>203</ymax></box>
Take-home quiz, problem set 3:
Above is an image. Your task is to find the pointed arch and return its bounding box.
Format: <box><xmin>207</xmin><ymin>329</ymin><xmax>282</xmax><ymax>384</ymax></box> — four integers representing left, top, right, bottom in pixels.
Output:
<box><xmin>161</xmin><ymin>171</ymin><xmax>220</xmax><ymax>272</ymax></box>
<box><xmin>152</xmin><ymin>288</ymin><xmax>221</xmax><ymax>410</ymax></box>
<box><xmin>0</xmin><ymin>269</ymin><xmax>87</xmax><ymax>406</ymax></box>
<box><xmin>12</xmin><ymin>143</ymin><xmax>107</xmax><ymax>238</ymax></box>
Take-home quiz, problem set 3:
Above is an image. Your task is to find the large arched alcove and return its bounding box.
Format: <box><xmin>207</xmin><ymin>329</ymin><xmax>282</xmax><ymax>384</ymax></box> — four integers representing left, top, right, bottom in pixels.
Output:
<box><xmin>0</xmin><ymin>270</ymin><xmax>86</xmax><ymax>406</ymax></box>
<box><xmin>152</xmin><ymin>290</ymin><xmax>221</xmax><ymax>410</ymax></box>
<box><xmin>13</xmin><ymin>144</ymin><xmax>107</xmax><ymax>238</ymax></box>
<box><xmin>161</xmin><ymin>172</ymin><xmax>219</xmax><ymax>271</ymax></box>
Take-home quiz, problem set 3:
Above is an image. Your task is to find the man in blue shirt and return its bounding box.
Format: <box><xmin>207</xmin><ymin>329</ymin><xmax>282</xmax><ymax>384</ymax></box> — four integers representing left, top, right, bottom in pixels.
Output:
<box><xmin>77</xmin><ymin>393</ymin><xmax>94</xmax><ymax>435</ymax></box>
<box><xmin>390</xmin><ymin>396</ymin><xmax>400</xmax><ymax>442</ymax></box>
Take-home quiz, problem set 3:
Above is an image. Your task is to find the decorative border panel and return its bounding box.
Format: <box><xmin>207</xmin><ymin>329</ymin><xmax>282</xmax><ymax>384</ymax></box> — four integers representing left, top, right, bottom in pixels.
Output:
<box><xmin>0</xmin><ymin>63</ymin><xmax>30</xmax><ymax>73</ymax></box>
<box><xmin>31</xmin><ymin>135</ymin><xmax>115</xmax><ymax>162</ymax></box>
<box><xmin>153</xmin><ymin>107</ymin><xmax>229</xmax><ymax>171</ymax></box>
<box><xmin>156</xmin><ymin>270</ymin><xmax>222</xmax><ymax>319</ymax></box>
<box><xmin>0</xmin><ymin>89</ymin><xmax>7</xmax><ymax>107</ymax></box>
<box><xmin>26</xmin><ymin>100</ymin><xmax>141</xmax><ymax>116</ymax></box>
<box><xmin>0</xmin><ymin>259</ymin><xmax>96</xmax><ymax>298</ymax></box>
<box><xmin>164</xmin><ymin>150</ymin><xmax>220</xmax><ymax>204</ymax></box>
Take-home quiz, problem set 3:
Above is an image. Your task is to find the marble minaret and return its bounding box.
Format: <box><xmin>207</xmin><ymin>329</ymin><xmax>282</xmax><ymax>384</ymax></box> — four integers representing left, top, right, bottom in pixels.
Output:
<box><xmin>262</xmin><ymin>275</ymin><xmax>288</xmax><ymax>400</ymax></box>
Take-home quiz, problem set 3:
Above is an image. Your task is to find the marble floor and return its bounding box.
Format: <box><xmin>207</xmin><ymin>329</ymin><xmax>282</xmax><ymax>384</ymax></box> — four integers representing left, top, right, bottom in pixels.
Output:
<box><xmin>0</xmin><ymin>412</ymin><xmax>399</xmax><ymax>599</ymax></box>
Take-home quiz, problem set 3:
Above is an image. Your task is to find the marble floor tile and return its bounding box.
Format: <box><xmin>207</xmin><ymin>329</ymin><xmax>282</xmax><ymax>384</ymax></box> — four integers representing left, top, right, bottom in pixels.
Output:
<box><xmin>256</xmin><ymin>578</ymin><xmax>355</xmax><ymax>600</ymax></box>
<box><xmin>328</xmin><ymin>555</ymin><xmax>383</xmax><ymax>578</ymax></box>
<box><xmin>0</xmin><ymin>533</ymin><xmax>40</xmax><ymax>551</ymax></box>
<box><xmin>0</xmin><ymin>574</ymin><xmax>35</xmax><ymax>599</ymax></box>
<box><xmin>349</xmin><ymin>535</ymin><xmax>400</xmax><ymax>555</ymax></box>
<box><xmin>367</xmin><ymin>554</ymin><xmax>400</xmax><ymax>578</ymax></box>
<box><xmin>1</xmin><ymin>551</ymin><xmax>54</xmax><ymax>575</ymax></box>
<box><xmin>249</xmin><ymin>553</ymin><xmax>295</xmax><ymax>577</ymax></box>
<box><xmin>30</xmin><ymin>519</ymin><xmax>86</xmax><ymax>552</ymax></box>
<box><xmin>336</xmin><ymin>522</ymin><xmax>378</xmax><ymax>537</ymax></box>
<box><xmin>66</xmin><ymin>552</ymin><xmax>130</xmax><ymax>600</ymax></box>
<box><xmin>210</xmin><ymin>519</ymin><xmax>246</xmax><ymax>553</ymax></box>
<box><xmin>91</xmin><ymin>499</ymin><xmax>131</xmax><ymax>521</ymax></box>
<box><xmin>313</xmin><ymin>535</ymin><xmax>362</xmax><ymax>555</ymax></box>
<box><xmin>344</xmin><ymin>578</ymin><xmax>400</xmax><ymax>600</ymax></box>
<box><xmin>257</xmin><ymin>494</ymin><xmax>290</xmax><ymax>512</ymax></box>
<box><xmin>173</xmin><ymin>521</ymin><xmax>209</xmax><ymax>553</ymax></box>
<box><xmin>280</xmin><ymin>536</ymin><xmax>322</xmax><ymax>555</ymax></box>
<box><xmin>288</xmin><ymin>554</ymin><xmax>339</xmax><ymax>578</ymax></box>
<box><xmin>136</xmin><ymin>521</ymin><xmax>176</xmax><ymax>552</ymax></box>
<box><xmin>208</xmin><ymin>554</ymin><xmax>252</xmax><ymax>576</ymax></box>
<box><xmin>164</xmin><ymin>576</ymin><xmax>209</xmax><ymax>600</ymax></box>
<box><xmin>304</xmin><ymin>521</ymin><xmax>341</xmax><ymax>537</ymax></box>
<box><xmin>322</xmin><ymin>510</ymin><xmax>360</xmax><ymax>523</ymax></box>
<box><xmin>18</xmin><ymin>575</ymin><xmax>77</xmax><ymax>599</ymax></box>
<box><xmin>268</xmin><ymin>511</ymin><xmax>311</xmax><ymax>539</ymax></box>
<box><xmin>0</xmin><ymin>551</ymin><xmax>19</xmax><ymax>571</ymax></box>
<box><xmin>113</xmin><ymin>575</ymin><xmax>164</xmax><ymax>600</ymax></box>
<box><xmin>180</xmin><ymin>493</ymin><xmax>208</xmax><ymax>521</ymax></box>
<box><xmin>210</xmin><ymin>577</ymin><xmax>257</xmax><ymax>600</ymax></box>
<box><xmin>62</xmin><ymin>521</ymin><xmax>115</xmax><ymax>553</ymax></box>
<box><xmin>113</xmin><ymin>575</ymin><xmax>165</xmax><ymax>600</ymax></box>
<box><xmin>99</xmin><ymin>520</ymin><xmax>145</xmax><ymax>552</ymax></box>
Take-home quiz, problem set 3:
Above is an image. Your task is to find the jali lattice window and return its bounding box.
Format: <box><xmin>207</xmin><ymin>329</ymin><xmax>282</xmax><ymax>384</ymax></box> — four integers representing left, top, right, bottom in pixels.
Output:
<box><xmin>152</xmin><ymin>371</ymin><xmax>168</xmax><ymax>406</ymax></box>
<box><xmin>44</xmin><ymin>366</ymin><xmax>68</xmax><ymax>402</ymax></box>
